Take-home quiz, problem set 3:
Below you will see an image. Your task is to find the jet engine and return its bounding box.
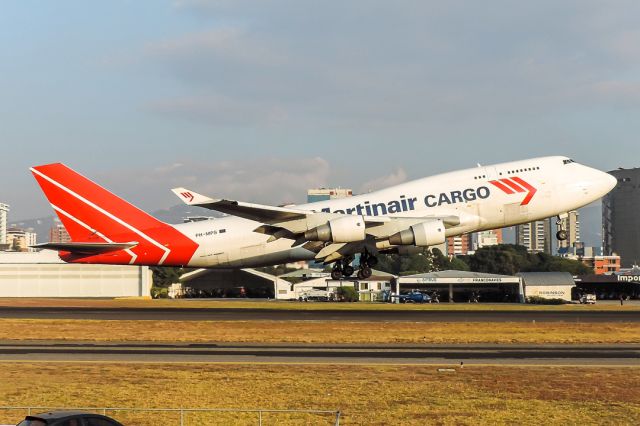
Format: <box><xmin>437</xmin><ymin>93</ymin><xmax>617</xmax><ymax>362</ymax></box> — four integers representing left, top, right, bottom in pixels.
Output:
<box><xmin>304</xmin><ymin>215</ymin><xmax>366</xmax><ymax>243</ymax></box>
<box><xmin>388</xmin><ymin>219</ymin><xmax>445</xmax><ymax>247</ymax></box>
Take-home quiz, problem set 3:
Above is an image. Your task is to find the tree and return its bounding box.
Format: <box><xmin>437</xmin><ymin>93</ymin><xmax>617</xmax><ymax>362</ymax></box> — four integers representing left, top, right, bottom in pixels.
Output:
<box><xmin>430</xmin><ymin>248</ymin><xmax>470</xmax><ymax>272</ymax></box>
<box><xmin>151</xmin><ymin>267</ymin><xmax>183</xmax><ymax>287</ymax></box>
<box><xmin>463</xmin><ymin>244</ymin><xmax>593</xmax><ymax>275</ymax></box>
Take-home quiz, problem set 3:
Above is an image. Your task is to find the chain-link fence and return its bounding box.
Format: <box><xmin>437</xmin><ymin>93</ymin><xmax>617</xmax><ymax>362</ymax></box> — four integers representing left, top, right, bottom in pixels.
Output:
<box><xmin>0</xmin><ymin>406</ymin><xmax>341</xmax><ymax>426</ymax></box>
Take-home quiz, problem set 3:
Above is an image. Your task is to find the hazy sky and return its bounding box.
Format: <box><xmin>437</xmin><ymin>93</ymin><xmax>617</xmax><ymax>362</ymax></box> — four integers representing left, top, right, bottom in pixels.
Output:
<box><xmin>1</xmin><ymin>1</ymin><xmax>639</xmax><ymax>220</ymax></box>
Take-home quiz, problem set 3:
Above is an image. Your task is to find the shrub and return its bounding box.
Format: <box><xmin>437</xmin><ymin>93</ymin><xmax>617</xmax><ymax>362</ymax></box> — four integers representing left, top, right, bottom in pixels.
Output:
<box><xmin>151</xmin><ymin>286</ymin><xmax>169</xmax><ymax>299</ymax></box>
<box><xmin>526</xmin><ymin>296</ymin><xmax>566</xmax><ymax>305</ymax></box>
<box><xmin>336</xmin><ymin>286</ymin><xmax>359</xmax><ymax>302</ymax></box>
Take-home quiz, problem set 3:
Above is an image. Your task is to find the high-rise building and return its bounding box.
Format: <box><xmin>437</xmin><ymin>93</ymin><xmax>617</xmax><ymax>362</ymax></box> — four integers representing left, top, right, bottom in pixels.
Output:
<box><xmin>0</xmin><ymin>203</ymin><xmax>8</xmax><ymax>246</ymax></box>
<box><xmin>516</xmin><ymin>219</ymin><xmax>552</xmax><ymax>254</ymax></box>
<box><xmin>603</xmin><ymin>168</ymin><xmax>640</xmax><ymax>267</ymax></box>
<box><xmin>6</xmin><ymin>228</ymin><xmax>37</xmax><ymax>252</ymax></box>
<box><xmin>447</xmin><ymin>234</ymin><xmax>471</xmax><ymax>256</ymax></box>
<box><xmin>472</xmin><ymin>229</ymin><xmax>503</xmax><ymax>251</ymax></box>
<box><xmin>307</xmin><ymin>188</ymin><xmax>353</xmax><ymax>203</ymax></box>
<box><xmin>557</xmin><ymin>210</ymin><xmax>580</xmax><ymax>252</ymax></box>
<box><xmin>49</xmin><ymin>223</ymin><xmax>71</xmax><ymax>243</ymax></box>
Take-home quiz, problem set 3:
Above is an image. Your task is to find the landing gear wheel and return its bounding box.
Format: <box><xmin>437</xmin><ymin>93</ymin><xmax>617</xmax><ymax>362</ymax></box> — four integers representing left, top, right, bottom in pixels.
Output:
<box><xmin>331</xmin><ymin>269</ymin><xmax>343</xmax><ymax>280</ymax></box>
<box><xmin>556</xmin><ymin>230</ymin><xmax>568</xmax><ymax>241</ymax></box>
<box><xmin>366</xmin><ymin>256</ymin><xmax>378</xmax><ymax>268</ymax></box>
<box><xmin>343</xmin><ymin>265</ymin><xmax>355</xmax><ymax>277</ymax></box>
<box><xmin>359</xmin><ymin>266</ymin><xmax>372</xmax><ymax>279</ymax></box>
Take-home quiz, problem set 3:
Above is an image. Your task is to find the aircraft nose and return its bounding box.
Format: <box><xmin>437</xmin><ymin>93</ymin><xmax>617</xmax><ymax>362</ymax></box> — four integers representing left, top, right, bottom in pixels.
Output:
<box><xmin>602</xmin><ymin>171</ymin><xmax>617</xmax><ymax>193</ymax></box>
<box><xmin>593</xmin><ymin>169</ymin><xmax>617</xmax><ymax>197</ymax></box>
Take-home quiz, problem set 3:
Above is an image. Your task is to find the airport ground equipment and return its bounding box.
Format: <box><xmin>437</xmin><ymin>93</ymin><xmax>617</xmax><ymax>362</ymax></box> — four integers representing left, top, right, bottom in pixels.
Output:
<box><xmin>298</xmin><ymin>289</ymin><xmax>335</xmax><ymax>302</ymax></box>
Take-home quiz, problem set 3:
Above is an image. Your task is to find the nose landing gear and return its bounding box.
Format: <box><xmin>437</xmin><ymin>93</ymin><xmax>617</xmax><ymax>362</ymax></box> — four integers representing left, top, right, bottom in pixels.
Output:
<box><xmin>556</xmin><ymin>214</ymin><xmax>568</xmax><ymax>241</ymax></box>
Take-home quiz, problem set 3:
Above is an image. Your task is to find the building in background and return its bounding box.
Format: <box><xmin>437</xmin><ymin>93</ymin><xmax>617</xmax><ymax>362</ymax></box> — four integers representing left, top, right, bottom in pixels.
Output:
<box><xmin>49</xmin><ymin>223</ymin><xmax>71</xmax><ymax>243</ymax></box>
<box><xmin>447</xmin><ymin>234</ymin><xmax>471</xmax><ymax>256</ymax></box>
<box><xmin>5</xmin><ymin>228</ymin><xmax>37</xmax><ymax>252</ymax></box>
<box><xmin>557</xmin><ymin>210</ymin><xmax>580</xmax><ymax>253</ymax></box>
<box><xmin>603</xmin><ymin>168</ymin><xmax>640</xmax><ymax>267</ymax></box>
<box><xmin>307</xmin><ymin>188</ymin><xmax>353</xmax><ymax>203</ymax></box>
<box><xmin>563</xmin><ymin>245</ymin><xmax>621</xmax><ymax>275</ymax></box>
<box><xmin>472</xmin><ymin>229</ymin><xmax>503</xmax><ymax>251</ymax></box>
<box><xmin>516</xmin><ymin>219</ymin><xmax>552</xmax><ymax>254</ymax></box>
<box><xmin>0</xmin><ymin>203</ymin><xmax>8</xmax><ymax>246</ymax></box>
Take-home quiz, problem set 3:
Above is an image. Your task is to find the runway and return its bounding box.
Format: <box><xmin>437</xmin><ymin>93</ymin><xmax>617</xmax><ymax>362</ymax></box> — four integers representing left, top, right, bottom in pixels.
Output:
<box><xmin>0</xmin><ymin>341</ymin><xmax>637</xmax><ymax>365</ymax></box>
<box><xmin>0</xmin><ymin>307</ymin><xmax>640</xmax><ymax>323</ymax></box>
<box><xmin>0</xmin><ymin>307</ymin><xmax>638</xmax><ymax>322</ymax></box>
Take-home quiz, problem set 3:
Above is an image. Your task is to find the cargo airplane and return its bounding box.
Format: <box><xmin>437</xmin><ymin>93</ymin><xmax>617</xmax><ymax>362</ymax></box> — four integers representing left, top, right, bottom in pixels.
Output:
<box><xmin>31</xmin><ymin>156</ymin><xmax>616</xmax><ymax>280</ymax></box>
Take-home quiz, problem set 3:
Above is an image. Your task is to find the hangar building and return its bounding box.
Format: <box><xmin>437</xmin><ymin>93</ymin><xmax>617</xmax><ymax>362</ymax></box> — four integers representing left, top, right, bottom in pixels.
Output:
<box><xmin>0</xmin><ymin>250</ymin><xmax>151</xmax><ymax>297</ymax></box>
<box><xmin>396</xmin><ymin>270</ymin><xmax>524</xmax><ymax>303</ymax></box>
<box><xmin>179</xmin><ymin>268</ymin><xmax>291</xmax><ymax>298</ymax></box>
<box><xmin>517</xmin><ymin>272</ymin><xmax>575</xmax><ymax>302</ymax></box>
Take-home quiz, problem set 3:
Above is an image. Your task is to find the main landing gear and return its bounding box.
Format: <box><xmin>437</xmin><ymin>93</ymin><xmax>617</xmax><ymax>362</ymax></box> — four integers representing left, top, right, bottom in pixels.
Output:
<box><xmin>330</xmin><ymin>251</ymin><xmax>378</xmax><ymax>280</ymax></box>
<box><xmin>556</xmin><ymin>214</ymin><xmax>568</xmax><ymax>241</ymax></box>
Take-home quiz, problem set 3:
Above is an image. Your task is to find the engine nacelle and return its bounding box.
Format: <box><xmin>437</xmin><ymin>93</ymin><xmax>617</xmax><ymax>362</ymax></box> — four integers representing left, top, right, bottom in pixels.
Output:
<box><xmin>304</xmin><ymin>215</ymin><xmax>366</xmax><ymax>243</ymax></box>
<box><xmin>388</xmin><ymin>219</ymin><xmax>446</xmax><ymax>247</ymax></box>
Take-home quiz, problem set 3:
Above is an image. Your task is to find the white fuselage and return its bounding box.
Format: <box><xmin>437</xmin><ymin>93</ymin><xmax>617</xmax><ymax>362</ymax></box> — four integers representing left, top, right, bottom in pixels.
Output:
<box><xmin>175</xmin><ymin>156</ymin><xmax>616</xmax><ymax>268</ymax></box>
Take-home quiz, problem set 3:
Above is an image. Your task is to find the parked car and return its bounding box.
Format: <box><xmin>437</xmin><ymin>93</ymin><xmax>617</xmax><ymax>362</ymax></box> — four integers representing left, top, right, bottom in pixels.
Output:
<box><xmin>579</xmin><ymin>293</ymin><xmax>597</xmax><ymax>304</ymax></box>
<box><xmin>394</xmin><ymin>290</ymin><xmax>432</xmax><ymax>304</ymax></box>
<box><xmin>17</xmin><ymin>411</ymin><xmax>123</xmax><ymax>426</ymax></box>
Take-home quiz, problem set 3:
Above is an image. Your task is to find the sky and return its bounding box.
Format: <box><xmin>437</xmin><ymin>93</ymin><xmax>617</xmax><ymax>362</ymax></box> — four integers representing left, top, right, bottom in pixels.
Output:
<box><xmin>1</xmin><ymin>1</ymin><xmax>639</xmax><ymax>227</ymax></box>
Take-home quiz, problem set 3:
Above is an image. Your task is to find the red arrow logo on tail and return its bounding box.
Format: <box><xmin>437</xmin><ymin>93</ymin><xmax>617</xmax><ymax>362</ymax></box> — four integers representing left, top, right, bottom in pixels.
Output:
<box><xmin>489</xmin><ymin>176</ymin><xmax>537</xmax><ymax>206</ymax></box>
<box><xmin>181</xmin><ymin>192</ymin><xmax>194</xmax><ymax>202</ymax></box>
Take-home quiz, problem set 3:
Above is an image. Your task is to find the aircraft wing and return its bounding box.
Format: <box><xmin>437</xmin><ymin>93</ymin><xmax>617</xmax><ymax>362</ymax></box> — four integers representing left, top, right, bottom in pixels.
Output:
<box><xmin>172</xmin><ymin>187</ymin><xmax>309</xmax><ymax>223</ymax></box>
<box><xmin>31</xmin><ymin>242</ymin><xmax>139</xmax><ymax>255</ymax></box>
<box><xmin>171</xmin><ymin>187</ymin><xmax>462</xmax><ymax>245</ymax></box>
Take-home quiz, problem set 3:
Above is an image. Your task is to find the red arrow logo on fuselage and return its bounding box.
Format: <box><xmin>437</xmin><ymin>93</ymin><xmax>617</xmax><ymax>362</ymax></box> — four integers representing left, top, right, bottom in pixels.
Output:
<box><xmin>488</xmin><ymin>176</ymin><xmax>537</xmax><ymax>206</ymax></box>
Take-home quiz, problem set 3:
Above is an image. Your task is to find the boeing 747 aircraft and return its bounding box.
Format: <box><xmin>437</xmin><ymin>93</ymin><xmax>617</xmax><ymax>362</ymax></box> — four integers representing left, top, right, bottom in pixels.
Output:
<box><xmin>31</xmin><ymin>156</ymin><xmax>616</xmax><ymax>279</ymax></box>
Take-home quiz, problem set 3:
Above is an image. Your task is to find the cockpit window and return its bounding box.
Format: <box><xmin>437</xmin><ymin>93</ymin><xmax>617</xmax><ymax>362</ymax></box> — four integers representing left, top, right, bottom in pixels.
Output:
<box><xmin>562</xmin><ymin>159</ymin><xmax>576</xmax><ymax>165</ymax></box>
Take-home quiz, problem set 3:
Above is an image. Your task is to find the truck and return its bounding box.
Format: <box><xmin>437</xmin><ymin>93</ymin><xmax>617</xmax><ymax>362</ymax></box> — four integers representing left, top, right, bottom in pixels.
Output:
<box><xmin>298</xmin><ymin>289</ymin><xmax>335</xmax><ymax>302</ymax></box>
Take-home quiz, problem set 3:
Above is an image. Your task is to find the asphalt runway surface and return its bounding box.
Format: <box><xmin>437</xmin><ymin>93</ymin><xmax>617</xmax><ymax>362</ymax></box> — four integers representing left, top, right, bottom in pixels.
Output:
<box><xmin>0</xmin><ymin>307</ymin><xmax>638</xmax><ymax>322</ymax></box>
<box><xmin>0</xmin><ymin>342</ymin><xmax>637</xmax><ymax>366</ymax></box>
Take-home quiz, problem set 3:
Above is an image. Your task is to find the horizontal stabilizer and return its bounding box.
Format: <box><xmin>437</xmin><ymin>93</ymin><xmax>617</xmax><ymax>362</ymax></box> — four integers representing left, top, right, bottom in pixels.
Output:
<box><xmin>31</xmin><ymin>242</ymin><xmax>138</xmax><ymax>255</ymax></box>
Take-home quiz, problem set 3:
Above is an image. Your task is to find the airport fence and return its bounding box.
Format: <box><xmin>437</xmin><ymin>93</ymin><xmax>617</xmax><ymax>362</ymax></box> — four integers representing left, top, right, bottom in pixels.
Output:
<box><xmin>0</xmin><ymin>406</ymin><xmax>341</xmax><ymax>425</ymax></box>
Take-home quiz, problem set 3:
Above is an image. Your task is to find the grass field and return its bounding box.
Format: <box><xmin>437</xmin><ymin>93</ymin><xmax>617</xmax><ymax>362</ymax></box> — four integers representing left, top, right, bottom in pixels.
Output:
<box><xmin>0</xmin><ymin>363</ymin><xmax>638</xmax><ymax>425</ymax></box>
<box><xmin>0</xmin><ymin>298</ymin><xmax>639</xmax><ymax>311</ymax></box>
<box><xmin>0</xmin><ymin>319</ymin><xmax>638</xmax><ymax>344</ymax></box>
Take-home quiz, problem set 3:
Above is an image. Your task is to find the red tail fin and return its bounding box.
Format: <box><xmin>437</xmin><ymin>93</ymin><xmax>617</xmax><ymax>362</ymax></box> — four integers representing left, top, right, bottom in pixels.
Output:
<box><xmin>31</xmin><ymin>163</ymin><xmax>198</xmax><ymax>266</ymax></box>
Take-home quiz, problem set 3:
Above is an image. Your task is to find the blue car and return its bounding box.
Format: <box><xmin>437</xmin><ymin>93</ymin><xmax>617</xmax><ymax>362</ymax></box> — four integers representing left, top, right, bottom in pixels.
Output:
<box><xmin>395</xmin><ymin>290</ymin><xmax>432</xmax><ymax>304</ymax></box>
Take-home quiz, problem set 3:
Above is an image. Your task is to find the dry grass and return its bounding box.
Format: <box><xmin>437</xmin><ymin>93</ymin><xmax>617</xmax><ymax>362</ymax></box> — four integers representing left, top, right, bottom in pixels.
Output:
<box><xmin>0</xmin><ymin>298</ymin><xmax>639</xmax><ymax>311</ymax></box>
<box><xmin>0</xmin><ymin>363</ymin><xmax>638</xmax><ymax>425</ymax></box>
<box><xmin>0</xmin><ymin>319</ymin><xmax>638</xmax><ymax>344</ymax></box>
